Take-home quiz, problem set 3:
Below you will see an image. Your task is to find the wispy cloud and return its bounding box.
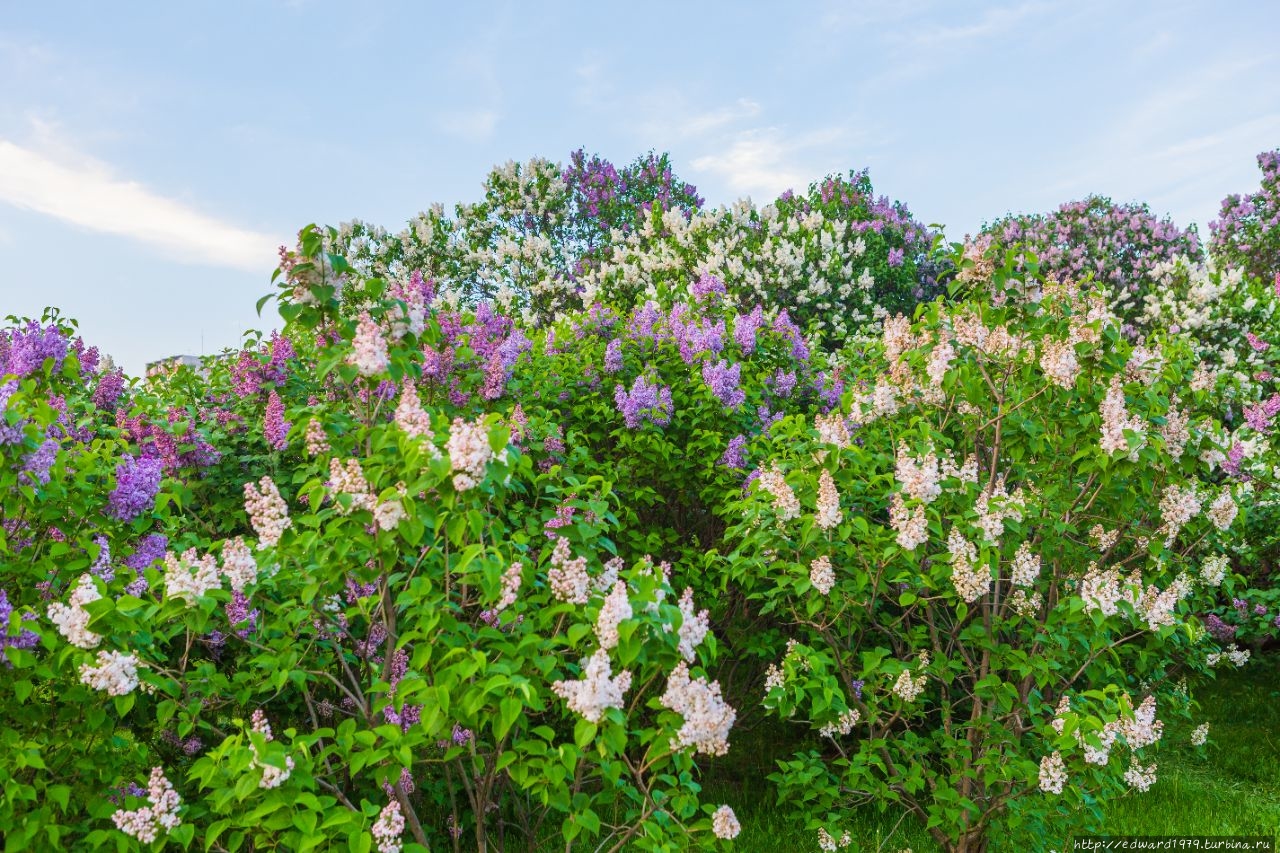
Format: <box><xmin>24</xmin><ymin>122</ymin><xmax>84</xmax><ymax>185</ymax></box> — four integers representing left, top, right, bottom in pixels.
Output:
<box><xmin>0</xmin><ymin>132</ymin><xmax>280</xmax><ymax>271</ymax></box>
<box><xmin>692</xmin><ymin>125</ymin><xmax>849</xmax><ymax>201</ymax></box>
<box><xmin>909</xmin><ymin>1</ymin><xmax>1046</xmax><ymax>47</ymax></box>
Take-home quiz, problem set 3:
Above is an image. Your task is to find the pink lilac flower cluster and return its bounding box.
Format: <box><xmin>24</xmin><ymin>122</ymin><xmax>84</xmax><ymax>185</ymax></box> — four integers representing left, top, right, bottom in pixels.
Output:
<box><xmin>111</xmin><ymin>767</ymin><xmax>181</xmax><ymax>843</ymax></box>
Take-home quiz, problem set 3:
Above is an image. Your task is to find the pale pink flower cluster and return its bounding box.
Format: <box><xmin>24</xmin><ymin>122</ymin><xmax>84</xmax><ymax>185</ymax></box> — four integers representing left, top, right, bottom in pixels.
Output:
<box><xmin>1039</xmin><ymin>338</ymin><xmax>1079</xmax><ymax>389</ymax></box>
<box><xmin>221</xmin><ymin>537</ymin><xmax>258</xmax><ymax>592</ymax></box>
<box><xmin>895</xmin><ymin>443</ymin><xmax>942</xmax><ymax>503</ymax></box>
<box><xmin>1099</xmin><ymin>376</ymin><xmax>1145</xmax><ymax>458</ymax></box>
<box><xmin>1038</xmin><ymin>751</ymin><xmax>1067</xmax><ymax>794</ymax></box>
<box><xmin>817</xmin><ymin>827</ymin><xmax>853</xmax><ymax>851</ymax></box>
<box><xmin>1089</xmin><ymin>524</ymin><xmax>1120</xmax><ymax>552</ymax></box>
<box><xmin>819</xmin><ymin>708</ymin><xmax>860</xmax><ymax>739</ymax></box>
<box><xmin>1206</xmin><ymin>645</ymin><xmax>1250</xmax><ymax>667</ymax></box>
<box><xmin>551</xmin><ymin>648</ymin><xmax>632</xmax><ymax>723</ymax></box>
<box><xmin>1199</xmin><ymin>554</ymin><xmax>1229</xmax><ymax>586</ymax></box>
<box><xmin>304</xmin><ymin>419</ymin><xmax>330</xmax><ymax>456</ymax></box>
<box><xmin>594</xmin><ymin>556</ymin><xmax>624</xmax><ymax>593</ymax></box>
<box><xmin>676</xmin><ymin>587</ymin><xmax>709</xmax><ymax>662</ymax></box>
<box><xmin>1121</xmin><ymin>696</ymin><xmax>1164</xmax><ymax>749</ymax></box>
<box><xmin>893</xmin><ymin>668</ymin><xmax>926</xmax><ymax>703</ymax></box>
<box><xmin>1125</xmin><ymin>346</ymin><xmax>1163</xmax><ymax>385</ymax></box>
<box><xmin>815</xmin><ymin>469</ymin><xmax>843</xmax><ymax>530</ymax></box>
<box><xmin>1008</xmin><ymin>588</ymin><xmax>1043</xmax><ymax>617</ymax></box>
<box><xmin>853</xmin><ymin>381</ymin><xmax>900</xmax><ymax>422</ymax></box>
<box><xmin>1206</xmin><ymin>490</ymin><xmax>1238</xmax><ymax>531</ymax></box>
<box><xmin>548</xmin><ymin>536</ymin><xmax>591</xmax><ymax>604</ymax></box>
<box><xmin>1160</xmin><ymin>400</ymin><xmax>1190</xmax><ymax>458</ymax></box>
<box><xmin>1010</xmin><ymin>542</ymin><xmax>1040</xmax><ymax>587</ymax></box>
<box><xmin>756</xmin><ymin>463</ymin><xmax>800</xmax><ymax>521</ymax></box>
<box><xmin>329</xmin><ymin>458</ymin><xmax>376</xmax><ymax>514</ymax></box>
<box><xmin>711</xmin><ymin>805</ymin><xmax>741</xmax><ymax>840</ymax></box>
<box><xmin>1134</xmin><ymin>575</ymin><xmax>1191</xmax><ymax>632</ymax></box>
<box><xmin>947</xmin><ymin>527</ymin><xmax>990</xmax><ymax>603</ymax></box>
<box><xmin>814</xmin><ymin>412</ymin><xmax>851</xmax><ymax>448</ymax></box>
<box><xmin>595</xmin><ymin>581</ymin><xmax>633</xmax><ymax>650</ymax></box>
<box><xmin>809</xmin><ymin>555</ymin><xmax>836</xmax><ymax>595</ymax></box>
<box><xmin>79</xmin><ymin>649</ymin><xmax>141</xmax><ymax>695</ymax></box>
<box><xmin>250</xmin><ymin>709</ymin><xmax>295</xmax><ymax>789</ymax></box>
<box><xmin>1191</xmin><ymin>723</ymin><xmax>1210</xmax><ymax>746</ymax></box>
<box><xmin>1158</xmin><ymin>484</ymin><xmax>1201</xmax><ymax>545</ymax></box>
<box><xmin>244</xmin><ymin>476</ymin><xmax>291</xmax><ymax>548</ymax></box>
<box><xmin>394</xmin><ymin>380</ymin><xmax>438</xmax><ymax>449</ymax></box>
<box><xmin>1050</xmin><ymin>696</ymin><xmax>1071</xmax><ymax>734</ymax></box>
<box><xmin>48</xmin><ymin>574</ymin><xmax>102</xmax><ymax>649</ymax></box>
<box><xmin>882</xmin><ymin>314</ymin><xmax>915</xmax><ymax>363</ymax></box>
<box><xmin>660</xmin><ymin>662</ymin><xmax>736</xmax><ymax>756</ymax></box>
<box><xmin>494</xmin><ymin>561</ymin><xmax>523</xmax><ymax>612</ymax></box>
<box><xmin>374</xmin><ymin>499</ymin><xmax>406</xmax><ymax>531</ymax></box>
<box><xmin>1081</xmin><ymin>722</ymin><xmax>1121</xmax><ymax>766</ymax></box>
<box><xmin>112</xmin><ymin>767</ymin><xmax>181</xmax><ymax>843</ymax></box>
<box><xmin>446</xmin><ymin>417</ymin><xmax>497</xmax><ymax>491</ymax></box>
<box><xmin>372</xmin><ymin>800</ymin><xmax>405</xmax><ymax>853</ymax></box>
<box><xmin>941</xmin><ymin>452</ymin><xmax>979</xmax><ymax>483</ymax></box>
<box><xmin>1080</xmin><ymin>562</ymin><xmax>1122</xmax><ymax>616</ymax></box>
<box><xmin>348</xmin><ymin>311</ymin><xmax>390</xmax><ymax>377</ymax></box>
<box><xmin>164</xmin><ymin>548</ymin><xmax>220</xmax><ymax>605</ymax></box>
<box><xmin>973</xmin><ymin>482</ymin><xmax>1024</xmax><ymax>545</ymax></box>
<box><xmin>889</xmin><ymin>494</ymin><xmax>928</xmax><ymax>551</ymax></box>
<box><xmin>1189</xmin><ymin>363</ymin><xmax>1216</xmax><ymax>392</ymax></box>
<box><xmin>1123</xmin><ymin>761</ymin><xmax>1157</xmax><ymax>792</ymax></box>
<box><xmin>926</xmin><ymin>337</ymin><xmax>956</xmax><ymax>388</ymax></box>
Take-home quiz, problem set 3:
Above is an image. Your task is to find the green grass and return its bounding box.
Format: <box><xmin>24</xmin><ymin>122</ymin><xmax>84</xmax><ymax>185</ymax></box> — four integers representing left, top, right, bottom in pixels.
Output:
<box><xmin>701</xmin><ymin>657</ymin><xmax>1280</xmax><ymax>852</ymax></box>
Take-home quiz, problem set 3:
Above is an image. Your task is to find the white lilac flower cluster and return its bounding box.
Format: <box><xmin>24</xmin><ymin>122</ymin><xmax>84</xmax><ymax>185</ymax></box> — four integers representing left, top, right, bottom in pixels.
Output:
<box><xmin>79</xmin><ymin>649</ymin><xmax>141</xmax><ymax>696</ymax></box>
<box><xmin>947</xmin><ymin>527</ymin><xmax>990</xmax><ymax>603</ymax></box>
<box><xmin>1157</xmin><ymin>483</ymin><xmax>1202</xmax><ymax>545</ymax></box>
<box><xmin>328</xmin><ymin>458</ymin><xmax>376</xmax><ymax>514</ymax></box>
<box><xmin>1206</xmin><ymin>490</ymin><xmax>1238</xmax><ymax>531</ymax></box>
<box><xmin>675</xmin><ymin>587</ymin><xmax>710</xmax><ymax>662</ymax></box>
<box><xmin>548</xmin><ymin>536</ymin><xmax>591</xmax><ymax>605</ymax></box>
<box><xmin>551</xmin><ymin>648</ymin><xmax>632</xmax><ymax>723</ymax></box>
<box><xmin>660</xmin><ymin>662</ymin><xmax>736</xmax><ymax>756</ymax></box>
<box><xmin>594</xmin><ymin>581</ymin><xmax>632</xmax><ymax>650</ymax></box>
<box><xmin>493</xmin><ymin>561</ymin><xmax>523</xmax><ymax>612</ymax></box>
<box><xmin>711</xmin><ymin>804</ymin><xmax>741</xmax><ymax>840</ymax></box>
<box><xmin>348</xmin><ymin>311</ymin><xmax>390</xmax><ymax>377</ymax></box>
<box><xmin>895</xmin><ymin>443</ymin><xmax>942</xmax><ymax>503</ymax></box>
<box><xmin>112</xmin><ymin>767</ymin><xmax>181</xmax><ymax>843</ymax></box>
<box><xmin>221</xmin><ymin>537</ymin><xmax>258</xmax><ymax>592</ymax></box>
<box><xmin>892</xmin><ymin>652</ymin><xmax>929</xmax><ymax>703</ymax></box>
<box><xmin>244</xmin><ymin>476</ymin><xmax>292</xmax><ymax>548</ymax></box>
<box><xmin>819</xmin><ymin>708</ymin><xmax>861</xmax><ymax>739</ymax></box>
<box><xmin>304</xmin><ymin>418</ymin><xmax>330</xmax><ymax>456</ymax></box>
<box><xmin>1199</xmin><ymin>554</ymin><xmax>1229</xmax><ymax>586</ymax></box>
<box><xmin>1191</xmin><ymin>722</ymin><xmax>1210</xmax><ymax>746</ymax></box>
<box><xmin>809</xmin><ymin>555</ymin><xmax>836</xmax><ymax>596</ymax></box>
<box><xmin>1206</xmin><ymin>645</ymin><xmax>1251</xmax><ymax>667</ymax></box>
<box><xmin>163</xmin><ymin>548</ymin><xmax>220</xmax><ymax>604</ymax></box>
<box><xmin>1123</xmin><ymin>761</ymin><xmax>1158</xmax><ymax>792</ymax></box>
<box><xmin>249</xmin><ymin>710</ymin><xmax>295</xmax><ymax>789</ymax></box>
<box><xmin>1039</xmin><ymin>337</ymin><xmax>1080</xmax><ymax>389</ymax></box>
<box><xmin>889</xmin><ymin>493</ymin><xmax>929</xmax><ymax>551</ymax></box>
<box><xmin>1099</xmin><ymin>376</ymin><xmax>1146</xmax><ymax>459</ymax></box>
<box><xmin>756</xmin><ymin>462</ymin><xmax>800</xmax><ymax>521</ymax></box>
<box><xmin>393</xmin><ymin>380</ymin><xmax>439</xmax><ymax>451</ymax></box>
<box><xmin>1038</xmin><ymin>751</ymin><xmax>1067</xmax><ymax>794</ymax></box>
<box><xmin>814</xmin><ymin>412</ymin><xmax>852</xmax><ymax>448</ymax></box>
<box><xmin>446</xmin><ymin>417</ymin><xmax>499</xmax><ymax>491</ymax></box>
<box><xmin>972</xmin><ymin>480</ymin><xmax>1026</xmax><ymax>545</ymax></box>
<box><xmin>48</xmin><ymin>574</ymin><xmax>102</xmax><ymax>649</ymax></box>
<box><xmin>817</xmin><ymin>827</ymin><xmax>853</xmax><ymax>851</ymax></box>
<box><xmin>815</xmin><ymin>469</ymin><xmax>843</xmax><ymax>530</ymax></box>
<box><xmin>372</xmin><ymin>800</ymin><xmax>405</xmax><ymax>853</ymax></box>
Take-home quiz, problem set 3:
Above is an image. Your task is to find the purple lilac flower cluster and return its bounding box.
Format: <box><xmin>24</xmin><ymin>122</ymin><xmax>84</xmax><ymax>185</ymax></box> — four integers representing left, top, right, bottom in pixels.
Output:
<box><xmin>614</xmin><ymin>375</ymin><xmax>673</xmax><ymax>429</ymax></box>
<box><xmin>1210</xmin><ymin>149</ymin><xmax>1280</xmax><ymax>282</ymax></box>
<box><xmin>0</xmin><ymin>589</ymin><xmax>40</xmax><ymax>663</ymax></box>
<box><xmin>107</xmin><ymin>454</ymin><xmax>164</xmax><ymax>521</ymax></box>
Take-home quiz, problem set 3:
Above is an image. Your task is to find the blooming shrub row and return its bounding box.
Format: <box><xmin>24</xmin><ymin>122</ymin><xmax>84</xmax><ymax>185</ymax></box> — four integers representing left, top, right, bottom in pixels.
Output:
<box><xmin>1</xmin><ymin>147</ymin><xmax>1277</xmax><ymax>852</ymax></box>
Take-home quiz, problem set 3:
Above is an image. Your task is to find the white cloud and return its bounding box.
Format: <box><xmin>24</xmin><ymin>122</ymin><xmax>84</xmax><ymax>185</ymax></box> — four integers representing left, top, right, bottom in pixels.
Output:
<box><xmin>438</xmin><ymin>109</ymin><xmax>500</xmax><ymax>142</ymax></box>
<box><xmin>910</xmin><ymin>1</ymin><xmax>1046</xmax><ymax>47</ymax></box>
<box><xmin>692</xmin><ymin>126</ymin><xmax>848</xmax><ymax>202</ymax></box>
<box><xmin>0</xmin><ymin>134</ymin><xmax>279</xmax><ymax>272</ymax></box>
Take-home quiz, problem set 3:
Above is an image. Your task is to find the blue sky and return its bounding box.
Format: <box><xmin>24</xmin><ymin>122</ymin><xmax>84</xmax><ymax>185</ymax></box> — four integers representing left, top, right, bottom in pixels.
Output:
<box><xmin>1</xmin><ymin>1</ymin><xmax>1277</xmax><ymax>375</ymax></box>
